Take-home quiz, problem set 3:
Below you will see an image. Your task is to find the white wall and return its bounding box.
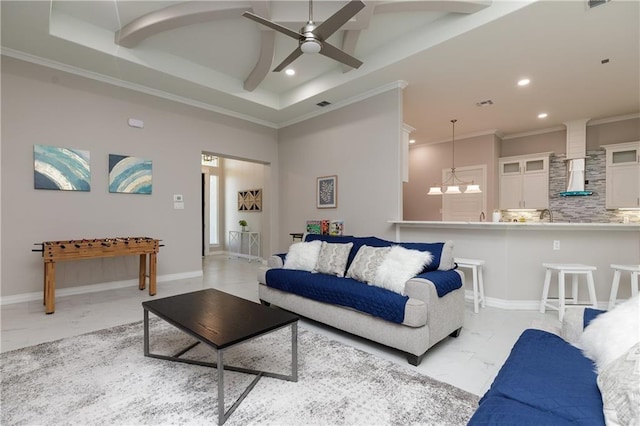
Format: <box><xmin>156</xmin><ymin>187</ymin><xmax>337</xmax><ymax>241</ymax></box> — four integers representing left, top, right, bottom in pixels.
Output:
<box><xmin>222</xmin><ymin>158</ymin><xmax>268</xmax><ymax>255</ymax></box>
<box><xmin>0</xmin><ymin>57</ymin><xmax>278</xmax><ymax>299</ymax></box>
<box><xmin>276</xmin><ymin>88</ymin><xmax>404</xmax><ymax>252</ymax></box>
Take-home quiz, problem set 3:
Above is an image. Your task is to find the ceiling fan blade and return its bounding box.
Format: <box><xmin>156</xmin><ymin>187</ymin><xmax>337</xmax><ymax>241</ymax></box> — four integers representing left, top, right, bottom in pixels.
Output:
<box><xmin>242</xmin><ymin>11</ymin><xmax>301</xmax><ymax>40</ymax></box>
<box><xmin>319</xmin><ymin>42</ymin><xmax>363</xmax><ymax>69</ymax></box>
<box><xmin>273</xmin><ymin>47</ymin><xmax>304</xmax><ymax>72</ymax></box>
<box><xmin>314</xmin><ymin>1</ymin><xmax>365</xmax><ymax>40</ymax></box>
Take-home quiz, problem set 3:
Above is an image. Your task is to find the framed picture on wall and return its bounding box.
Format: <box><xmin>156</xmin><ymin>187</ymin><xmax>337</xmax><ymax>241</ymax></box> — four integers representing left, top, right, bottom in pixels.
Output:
<box><xmin>237</xmin><ymin>189</ymin><xmax>262</xmax><ymax>211</ymax></box>
<box><xmin>316</xmin><ymin>175</ymin><xmax>337</xmax><ymax>209</ymax></box>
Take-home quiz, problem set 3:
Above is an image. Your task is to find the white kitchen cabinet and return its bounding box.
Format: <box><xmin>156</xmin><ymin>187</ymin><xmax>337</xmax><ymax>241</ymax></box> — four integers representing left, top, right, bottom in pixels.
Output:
<box><xmin>499</xmin><ymin>153</ymin><xmax>551</xmax><ymax>209</ymax></box>
<box><xmin>603</xmin><ymin>142</ymin><xmax>640</xmax><ymax>209</ymax></box>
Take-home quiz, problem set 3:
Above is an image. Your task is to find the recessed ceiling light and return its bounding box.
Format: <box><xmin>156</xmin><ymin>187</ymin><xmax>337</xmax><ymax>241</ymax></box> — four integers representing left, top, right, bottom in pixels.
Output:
<box><xmin>517</xmin><ymin>78</ymin><xmax>530</xmax><ymax>86</ymax></box>
<box><xmin>285</xmin><ymin>69</ymin><xmax>295</xmax><ymax>76</ymax></box>
<box><xmin>538</xmin><ymin>112</ymin><xmax>548</xmax><ymax>119</ymax></box>
<box><xmin>409</xmin><ymin>139</ymin><xmax>415</xmax><ymax>144</ymax></box>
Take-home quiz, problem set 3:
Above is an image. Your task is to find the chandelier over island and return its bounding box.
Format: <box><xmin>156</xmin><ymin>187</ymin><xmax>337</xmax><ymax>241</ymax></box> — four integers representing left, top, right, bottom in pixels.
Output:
<box><xmin>427</xmin><ymin>119</ymin><xmax>482</xmax><ymax>195</ymax></box>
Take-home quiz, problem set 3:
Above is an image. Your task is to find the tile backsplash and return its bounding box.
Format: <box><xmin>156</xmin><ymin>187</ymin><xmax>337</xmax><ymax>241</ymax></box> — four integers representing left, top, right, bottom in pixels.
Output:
<box><xmin>500</xmin><ymin>149</ymin><xmax>639</xmax><ymax>224</ymax></box>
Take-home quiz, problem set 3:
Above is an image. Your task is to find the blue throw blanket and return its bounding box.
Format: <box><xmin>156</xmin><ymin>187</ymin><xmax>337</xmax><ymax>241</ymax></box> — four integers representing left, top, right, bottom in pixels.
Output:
<box><xmin>265</xmin><ymin>269</ymin><xmax>462</xmax><ymax>324</ymax></box>
<box><xmin>414</xmin><ymin>270</ymin><xmax>462</xmax><ymax>297</ymax></box>
<box><xmin>471</xmin><ymin>329</ymin><xmax>604</xmax><ymax>425</ymax></box>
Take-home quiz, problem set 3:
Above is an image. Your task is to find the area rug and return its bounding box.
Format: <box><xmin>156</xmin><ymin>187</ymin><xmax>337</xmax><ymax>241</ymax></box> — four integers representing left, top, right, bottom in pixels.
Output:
<box><xmin>1</xmin><ymin>318</ymin><xmax>479</xmax><ymax>425</ymax></box>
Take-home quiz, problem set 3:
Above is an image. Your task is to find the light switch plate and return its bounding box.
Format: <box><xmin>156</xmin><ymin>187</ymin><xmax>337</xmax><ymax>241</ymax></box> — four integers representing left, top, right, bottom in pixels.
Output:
<box><xmin>173</xmin><ymin>194</ymin><xmax>183</xmax><ymax>202</ymax></box>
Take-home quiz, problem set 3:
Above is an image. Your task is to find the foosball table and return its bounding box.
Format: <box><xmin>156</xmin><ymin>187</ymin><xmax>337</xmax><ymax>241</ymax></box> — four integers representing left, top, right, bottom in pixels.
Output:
<box><xmin>33</xmin><ymin>237</ymin><xmax>161</xmax><ymax>314</ymax></box>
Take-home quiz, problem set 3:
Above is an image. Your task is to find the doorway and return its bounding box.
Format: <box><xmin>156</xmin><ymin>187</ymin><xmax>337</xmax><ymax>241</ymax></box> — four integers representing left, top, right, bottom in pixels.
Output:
<box><xmin>200</xmin><ymin>153</ymin><xmax>269</xmax><ymax>258</ymax></box>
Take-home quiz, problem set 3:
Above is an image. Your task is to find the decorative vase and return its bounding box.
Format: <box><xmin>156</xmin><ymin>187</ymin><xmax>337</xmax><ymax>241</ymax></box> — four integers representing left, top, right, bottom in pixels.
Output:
<box><xmin>242</xmin><ymin>226</ymin><xmax>249</xmax><ymax>232</ymax></box>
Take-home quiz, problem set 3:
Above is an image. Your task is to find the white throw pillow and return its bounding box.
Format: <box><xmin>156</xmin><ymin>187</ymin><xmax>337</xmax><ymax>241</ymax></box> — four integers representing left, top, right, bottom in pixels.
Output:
<box><xmin>578</xmin><ymin>294</ymin><xmax>640</xmax><ymax>372</ymax></box>
<box><xmin>373</xmin><ymin>246</ymin><xmax>433</xmax><ymax>295</ymax></box>
<box><xmin>283</xmin><ymin>240</ymin><xmax>322</xmax><ymax>272</ymax></box>
<box><xmin>346</xmin><ymin>245</ymin><xmax>391</xmax><ymax>283</ymax></box>
<box><xmin>597</xmin><ymin>342</ymin><xmax>640</xmax><ymax>426</ymax></box>
<box><xmin>314</xmin><ymin>242</ymin><xmax>353</xmax><ymax>277</ymax></box>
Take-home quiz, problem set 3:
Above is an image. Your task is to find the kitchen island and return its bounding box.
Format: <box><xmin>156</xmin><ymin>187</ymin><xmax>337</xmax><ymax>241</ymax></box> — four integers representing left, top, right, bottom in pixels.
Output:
<box><xmin>391</xmin><ymin>221</ymin><xmax>640</xmax><ymax>311</ymax></box>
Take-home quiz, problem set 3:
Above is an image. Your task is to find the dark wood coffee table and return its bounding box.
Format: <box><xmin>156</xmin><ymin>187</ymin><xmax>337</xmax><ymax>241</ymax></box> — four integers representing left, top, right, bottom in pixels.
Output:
<box><xmin>142</xmin><ymin>289</ymin><xmax>298</xmax><ymax>425</ymax></box>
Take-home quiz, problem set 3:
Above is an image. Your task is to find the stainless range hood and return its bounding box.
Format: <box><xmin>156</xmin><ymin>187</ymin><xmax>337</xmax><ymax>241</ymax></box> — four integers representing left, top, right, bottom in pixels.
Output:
<box><xmin>559</xmin><ymin>119</ymin><xmax>593</xmax><ymax>197</ymax></box>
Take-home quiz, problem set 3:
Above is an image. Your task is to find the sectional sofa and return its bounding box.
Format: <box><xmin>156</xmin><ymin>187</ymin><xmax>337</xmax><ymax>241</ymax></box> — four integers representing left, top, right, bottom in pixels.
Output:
<box><xmin>470</xmin><ymin>296</ymin><xmax>640</xmax><ymax>425</ymax></box>
<box><xmin>257</xmin><ymin>234</ymin><xmax>465</xmax><ymax>366</ymax></box>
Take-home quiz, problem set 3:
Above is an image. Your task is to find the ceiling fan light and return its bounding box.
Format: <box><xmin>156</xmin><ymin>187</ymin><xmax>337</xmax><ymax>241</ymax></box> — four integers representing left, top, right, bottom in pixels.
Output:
<box><xmin>301</xmin><ymin>40</ymin><xmax>321</xmax><ymax>54</ymax></box>
<box><xmin>427</xmin><ymin>186</ymin><xmax>443</xmax><ymax>195</ymax></box>
<box><xmin>465</xmin><ymin>184</ymin><xmax>482</xmax><ymax>194</ymax></box>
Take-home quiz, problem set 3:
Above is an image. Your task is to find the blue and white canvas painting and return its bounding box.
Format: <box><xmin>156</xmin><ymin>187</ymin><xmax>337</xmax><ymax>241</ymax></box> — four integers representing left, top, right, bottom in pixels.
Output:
<box><xmin>109</xmin><ymin>154</ymin><xmax>152</xmax><ymax>194</ymax></box>
<box><xmin>34</xmin><ymin>144</ymin><xmax>91</xmax><ymax>191</ymax></box>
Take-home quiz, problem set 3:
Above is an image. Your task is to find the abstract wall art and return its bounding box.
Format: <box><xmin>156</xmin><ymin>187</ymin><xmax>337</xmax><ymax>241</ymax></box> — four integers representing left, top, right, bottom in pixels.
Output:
<box><xmin>238</xmin><ymin>189</ymin><xmax>262</xmax><ymax>211</ymax></box>
<box><xmin>108</xmin><ymin>154</ymin><xmax>152</xmax><ymax>194</ymax></box>
<box><xmin>34</xmin><ymin>144</ymin><xmax>91</xmax><ymax>191</ymax></box>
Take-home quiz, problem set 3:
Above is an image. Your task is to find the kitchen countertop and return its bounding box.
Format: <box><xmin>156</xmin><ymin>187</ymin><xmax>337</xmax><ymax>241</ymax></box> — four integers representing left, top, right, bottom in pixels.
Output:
<box><xmin>389</xmin><ymin>220</ymin><xmax>640</xmax><ymax>231</ymax></box>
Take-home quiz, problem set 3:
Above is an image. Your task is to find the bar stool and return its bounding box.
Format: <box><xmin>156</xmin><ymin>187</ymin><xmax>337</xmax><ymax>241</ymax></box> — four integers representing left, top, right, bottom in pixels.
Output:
<box><xmin>540</xmin><ymin>263</ymin><xmax>598</xmax><ymax>321</ymax></box>
<box><xmin>608</xmin><ymin>264</ymin><xmax>640</xmax><ymax>310</ymax></box>
<box><xmin>455</xmin><ymin>258</ymin><xmax>486</xmax><ymax>314</ymax></box>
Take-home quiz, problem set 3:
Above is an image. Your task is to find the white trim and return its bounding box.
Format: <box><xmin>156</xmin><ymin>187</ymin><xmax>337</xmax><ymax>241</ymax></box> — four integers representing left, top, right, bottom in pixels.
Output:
<box><xmin>502</xmin><ymin>126</ymin><xmax>566</xmax><ymax>140</ymax></box>
<box><xmin>414</xmin><ymin>128</ymin><xmax>501</xmax><ymax>146</ymax></box>
<box><xmin>502</xmin><ymin>113</ymin><xmax>640</xmax><ymax>140</ymax></box>
<box><xmin>278</xmin><ymin>81</ymin><xmax>408</xmax><ymax>129</ymax></box>
<box><xmin>464</xmin><ymin>292</ymin><xmax>608</xmax><ymax>310</ymax></box>
<box><xmin>2</xmin><ymin>49</ymin><xmax>411</xmax><ymax>131</ymax></box>
<box><xmin>0</xmin><ymin>48</ymin><xmax>279</xmax><ymax>129</ymax></box>
<box><xmin>0</xmin><ymin>270</ymin><xmax>203</xmax><ymax>306</ymax></box>
<box><xmin>589</xmin><ymin>112</ymin><xmax>640</xmax><ymax>126</ymax></box>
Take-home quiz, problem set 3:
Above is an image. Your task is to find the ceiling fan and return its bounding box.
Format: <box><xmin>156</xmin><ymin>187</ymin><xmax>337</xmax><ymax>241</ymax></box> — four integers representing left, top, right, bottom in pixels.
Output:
<box><xmin>242</xmin><ymin>0</ymin><xmax>365</xmax><ymax>72</ymax></box>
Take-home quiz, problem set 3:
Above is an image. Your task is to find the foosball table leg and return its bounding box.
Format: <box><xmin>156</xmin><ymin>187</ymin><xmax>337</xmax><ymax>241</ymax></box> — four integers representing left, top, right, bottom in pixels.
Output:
<box><xmin>139</xmin><ymin>254</ymin><xmax>147</xmax><ymax>291</ymax></box>
<box><xmin>149</xmin><ymin>252</ymin><xmax>157</xmax><ymax>296</ymax></box>
<box><xmin>44</xmin><ymin>262</ymin><xmax>56</xmax><ymax>314</ymax></box>
<box><xmin>43</xmin><ymin>262</ymin><xmax>47</xmax><ymax>306</ymax></box>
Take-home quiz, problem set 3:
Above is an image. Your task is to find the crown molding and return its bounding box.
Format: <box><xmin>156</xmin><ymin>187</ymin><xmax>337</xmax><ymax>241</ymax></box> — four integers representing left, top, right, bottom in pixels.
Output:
<box><xmin>277</xmin><ymin>81</ymin><xmax>409</xmax><ymax>129</ymax></box>
<box><xmin>502</xmin><ymin>113</ymin><xmax>640</xmax><ymax>140</ymax></box>
<box><xmin>415</xmin><ymin>128</ymin><xmax>501</xmax><ymax>146</ymax></box>
<box><xmin>501</xmin><ymin>125</ymin><xmax>566</xmax><ymax>140</ymax></box>
<box><xmin>1</xmin><ymin>48</ymin><xmax>279</xmax><ymax>129</ymax></box>
<box><xmin>589</xmin><ymin>112</ymin><xmax>640</xmax><ymax>126</ymax></box>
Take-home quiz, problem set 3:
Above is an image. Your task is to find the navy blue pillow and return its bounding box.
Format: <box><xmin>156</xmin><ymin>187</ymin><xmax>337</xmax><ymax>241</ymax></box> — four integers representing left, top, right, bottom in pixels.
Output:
<box><xmin>398</xmin><ymin>242</ymin><xmax>445</xmax><ymax>272</ymax></box>
<box><xmin>583</xmin><ymin>308</ymin><xmax>605</xmax><ymax>329</ymax></box>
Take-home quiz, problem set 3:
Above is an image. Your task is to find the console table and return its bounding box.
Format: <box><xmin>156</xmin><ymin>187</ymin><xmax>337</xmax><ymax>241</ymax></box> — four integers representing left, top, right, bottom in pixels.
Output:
<box><xmin>228</xmin><ymin>231</ymin><xmax>260</xmax><ymax>262</ymax></box>
<box><xmin>34</xmin><ymin>237</ymin><xmax>161</xmax><ymax>314</ymax></box>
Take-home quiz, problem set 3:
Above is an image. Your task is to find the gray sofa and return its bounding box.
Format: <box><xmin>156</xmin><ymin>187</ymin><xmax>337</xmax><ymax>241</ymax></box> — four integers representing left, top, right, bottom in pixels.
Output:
<box><xmin>257</xmin><ymin>235</ymin><xmax>465</xmax><ymax>366</ymax></box>
<box><xmin>468</xmin><ymin>307</ymin><xmax>606</xmax><ymax>424</ymax></box>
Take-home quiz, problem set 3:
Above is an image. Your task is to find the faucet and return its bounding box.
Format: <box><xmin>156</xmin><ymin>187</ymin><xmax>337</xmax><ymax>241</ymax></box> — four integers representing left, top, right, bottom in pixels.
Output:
<box><xmin>479</xmin><ymin>211</ymin><xmax>486</xmax><ymax>222</ymax></box>
<box><xmin>539</xmin><ymin>209</ymin><xmax>553</xmax><ymax>223</ymax></box>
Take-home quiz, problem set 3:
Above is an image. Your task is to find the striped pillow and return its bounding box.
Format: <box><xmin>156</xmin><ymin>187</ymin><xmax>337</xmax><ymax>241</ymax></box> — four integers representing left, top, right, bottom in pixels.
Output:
<box><xmin>314</xmin><ymin>242</ymin><xmax>353</xmax><ymax>277</ymax></box>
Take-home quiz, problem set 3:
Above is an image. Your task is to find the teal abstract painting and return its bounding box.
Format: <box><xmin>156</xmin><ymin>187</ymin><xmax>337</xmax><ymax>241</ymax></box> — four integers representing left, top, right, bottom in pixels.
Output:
<box><xmin>34</xmin><ymin>144</ymin><xmax>91</xmax><ymax>191</ymax></box>
<box><xmin>108</xmin><ymin>154</ymin><xmax>152</xmax><ymax>194</ymax></box>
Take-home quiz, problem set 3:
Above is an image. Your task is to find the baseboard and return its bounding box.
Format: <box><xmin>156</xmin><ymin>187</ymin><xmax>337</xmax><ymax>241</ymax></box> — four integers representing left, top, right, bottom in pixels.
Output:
<box><xmin>0</xmin><ymin>270</ymin><xmax>203</xmax><ymax>306</ymax></box>
<box><xmin>463</xmin><ymin>290</ymin><xmax>608</xmax><ymax>311</ymax></box>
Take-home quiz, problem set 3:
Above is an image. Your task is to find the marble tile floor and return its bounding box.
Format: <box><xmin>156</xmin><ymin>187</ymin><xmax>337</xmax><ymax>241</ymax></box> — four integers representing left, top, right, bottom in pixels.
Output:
<box><xmin>1</xmin><ymin>255</ymin><xmax>562</xmax><ymax>397</ymax></box>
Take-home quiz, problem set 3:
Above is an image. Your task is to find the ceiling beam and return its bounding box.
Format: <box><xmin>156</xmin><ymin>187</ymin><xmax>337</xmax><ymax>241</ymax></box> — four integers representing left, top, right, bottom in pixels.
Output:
<box><xmin>244</xmin><ymin>31</ymin><xmax>276</xmax><ymax>92</ymax></box>
<box><xmin>373</xmin><ymin>1</ymin><xmax>491</xmax><ymax>15</ymax></box>
<box><xmin>115</xmin><ymin>2</ymin><xmax>251</xmax><ymax>48</ymax></box>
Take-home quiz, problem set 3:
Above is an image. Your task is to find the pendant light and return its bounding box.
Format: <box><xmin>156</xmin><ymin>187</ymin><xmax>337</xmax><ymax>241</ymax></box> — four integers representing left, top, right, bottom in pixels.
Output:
<box><xmin>427</xmin><ymin>119</ymin><xmax>482</xmax><ymax>195</ymax></box>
